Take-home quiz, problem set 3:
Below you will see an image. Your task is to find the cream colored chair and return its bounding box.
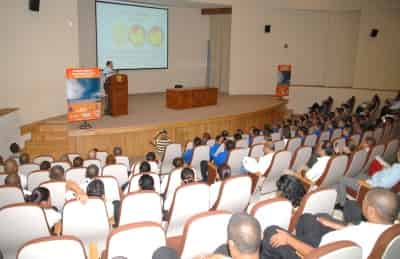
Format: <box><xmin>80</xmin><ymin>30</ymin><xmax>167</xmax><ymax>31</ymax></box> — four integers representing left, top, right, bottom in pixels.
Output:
<box><xmin>33</xmin><ymin>155</ymin><xmax>54</xmax><ymax>165</ymax></box>
<box><xmin>102</xmin><ymin>164</ymin><xmax>128</xmax><ymax>187</ymax></box>
<box><xmin>0</xmin><ymin>186</ymin><xmax>25</xmax><ymax>208</ymax></box>
<box><xmin>27</xmin><ymin>170</ymin><xmax>50</xmax><ymax>191</ymax></box>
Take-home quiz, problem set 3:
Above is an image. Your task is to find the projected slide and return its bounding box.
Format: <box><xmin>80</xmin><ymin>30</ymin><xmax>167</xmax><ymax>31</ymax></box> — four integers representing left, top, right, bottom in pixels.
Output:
<box><xmin>96</xmin><ymin>1</ymin><xmax>168</xmax><ymax>70</ymax></box>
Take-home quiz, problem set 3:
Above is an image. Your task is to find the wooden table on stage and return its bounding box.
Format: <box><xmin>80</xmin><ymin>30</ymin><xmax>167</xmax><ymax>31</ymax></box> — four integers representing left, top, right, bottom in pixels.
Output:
<box><xmin>166</xmin><ymin>87</ymin><xmax>218</xmax><ymax>109</ymax></box>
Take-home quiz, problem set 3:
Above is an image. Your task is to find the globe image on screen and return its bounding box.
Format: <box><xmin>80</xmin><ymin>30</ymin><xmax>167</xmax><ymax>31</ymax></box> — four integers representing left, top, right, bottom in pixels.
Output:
<box><xmin>112</xmin><ymin>22</ymin><xmax>128</xmax><ymax>46</ymax></box>
<box><xmin>128</xmin><ymin>25</ymin><xmax>145</xmax><ymax>47</ymax></box>
<box><xmin>148</xmin><ymin>26</ymin><xmax>163</xmax><ymax>47</ymax></box>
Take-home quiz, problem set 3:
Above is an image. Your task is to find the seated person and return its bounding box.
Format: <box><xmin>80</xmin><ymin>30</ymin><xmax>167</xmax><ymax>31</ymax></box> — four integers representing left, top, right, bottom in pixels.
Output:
<box><xmin>72</xmin><ymin>156</ymin><xmax>83</xmax><ymax>168</ymax></box>
<box><xmin>105</xmin><ymin>154</ymin><xmax>116</xmax><ymax>165</ymax></box>
<box><xmin>200</xmin><ymin>213</ymin><xmax>261</xmax><ymax>259</ymax></box>
<box><xmin>138</xmin><ymin>174</ymin><xmax>155</xmax><ymax>191</ymax></box>
<box><xmin>113</xmin><ymin>146</ymin><xmax>123</xmax><ymax>156</ymax></box>
<box><xmin>139</xmin><ymin>161</ymin><xmax>151</xmax><ymax>173</ymax></box>
<box><xmin>8</xmin><ymin>142</ymin><xmax>21</xmax><ymax>161</ymax></box>
<box><xmin>249</xmin><ymin>128</ymin><xmax>261</xmax><ymax>145</ymax></box>
<box><xmin>210</xmin><ymin>135</ymin><xmax>225</xmax><ymax>161</ymax></box>
<box><xmin>183</xmin><ymin>137</ymin><xmax>202</xmax><ymax>164</ymax></box>
<box><xmin>40</xmin><ymin>161</ymin><xmax>51</xmax><ymax>171</ymax></box>
<box><xmin>342</xmin><ymin>126</ymin><xmax>351</xmax><ymax>141</ymax></box>
<box><xmin>262</xmin><ymin>188</ymin><xmax>399</xmax><ymax>259</ymax></box>
<box><xmin>4</xmin><ymin>158</ymin><xmax>26</xmax><ymax>188</ymax></box>
<box><xmin>27</xmin><ymin>187</ymin><xmax>61</xmax><ymax>230</ymax></box>
<box><xmin>359</xmin><ymin>136</ymin><xmax>376</xmax><ymax>152</ymax></box>
<box><xmin>210</xmin><ymin>164</ymin><xmax>232</xmax><ymax>206</ymax></box>
<box><xmin>19</xmin><ymin>153</ymin><xmax>30</xmax><ymax>165</ymax></box>
<box><xmin>86</xmin><ymin>179</ymin><xmax>115</xmax><ymax>220</ymax></box>
<box><xmin>145</xmin><ymin>152</ymin><xmax>159</xmax><ymax>173</ymax></box>
<box><xmin>335</xmin><ymin>151</ymin><xmax>400</xmax><ymax>207</ymax></box>
<box><xmin>242</xmin><ymin>142</ymin><xmax>274</xmax><ymax>174</ymax></box>
<box><xmin>87</xmin><ymin>149</ymin><xmax>97</xmax><ymax>160</ymax></box>
<box><xmin>302</xmin><ymin>141</ymin><xmax>334</xmax><ymax>182</ymax></box>
<box><xmin>202</xmin><ymin>132</ymin><xmax>212</xmax><ymax>145</ymax></box>
<box><xmin>276</xmin><ymin>175</ymin><xmax>306</xmax><ymax>208</ymax></box>
<box><xmin>181</xmin><ymin>167</ymin><xmax>195</xmax><ymax>185</ymax></box>
<box><xmin>213</xmin><ymin>140</ymin><xmax>235</xmax><ymax>167</ymax></box>
<box><xmin>4</xmin><ymin>173</ymin><xmax>31</xmax><ymax>196</ymax></box>
<box><xmin>80</xmin><ymin>164</ymin><xmax>99</xmax><ymax>191</ymax></box>
<box><xmin>50</xmin><ymin>165</ymin><xmax>88</xmax><ymax>203</ymax></box>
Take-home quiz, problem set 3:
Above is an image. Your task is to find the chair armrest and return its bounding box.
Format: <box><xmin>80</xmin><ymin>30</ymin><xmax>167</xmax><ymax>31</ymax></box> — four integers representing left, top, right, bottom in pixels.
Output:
<box><xmin>89</xmin><ymin>242</ymin><xmax>99</xmax><ymax>259</ymax></box>
<box><xmin>248</xmin><ymin>173</ymin><xmax>260</xmax><ymax>194</ymax></box>
<box><xmin>356</xmin><ymin>180</ymin><xmax>372</xmax><ymax>204</ymax></box>
<box><xmin>292</xmin><ymin>172</ymin><xmax>313</xmax><ymax>192</ymax></box>
<box><xmin>53</xmin><ymin>222</ymin><xmax>62</xmax><ymax>236</ymax></box>
<box><xmin>207</xmin><ymin>162</ymin><xmax>218</xmax><ymax>185</ymax></box>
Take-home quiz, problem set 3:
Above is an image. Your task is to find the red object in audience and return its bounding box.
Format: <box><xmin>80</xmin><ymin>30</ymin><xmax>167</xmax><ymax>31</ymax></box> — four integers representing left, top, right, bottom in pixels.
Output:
<box><xmin>368</xmin><ymin>159</ymin><xmax>383</xmax><ymax>177</ymax></box>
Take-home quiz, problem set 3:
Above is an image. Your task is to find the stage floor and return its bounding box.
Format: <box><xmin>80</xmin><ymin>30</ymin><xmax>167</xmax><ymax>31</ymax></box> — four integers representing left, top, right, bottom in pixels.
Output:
<box><xmin>68</xmin><ymin>93</ymin><xmax>284</xmax><ymax>133</ymax></box>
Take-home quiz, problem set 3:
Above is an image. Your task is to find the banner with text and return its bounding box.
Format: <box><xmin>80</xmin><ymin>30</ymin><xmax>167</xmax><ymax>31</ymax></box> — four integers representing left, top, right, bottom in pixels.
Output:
<box><xmin>276</xmin><ymin>64</ymin><xmax>291</xmax><ymax>97</ymax></box>
<box><xmin>66</xmin><ymin>68</ymin><xmax>102</xmax><ymax>122</ymax></box>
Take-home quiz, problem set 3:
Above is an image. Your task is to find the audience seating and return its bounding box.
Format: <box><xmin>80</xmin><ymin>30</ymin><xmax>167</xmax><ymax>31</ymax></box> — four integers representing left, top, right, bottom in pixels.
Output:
<box><xmin>318</xmin><ymin>131</ymin><xmax>331</xmax><ymax>143</ymax></box>
<box><xmin>0</xmin><ymin>173</ymin><xmax>7</xmax><ymax>185</ymax></box>
<box><xmin>290</xmin><ymin>146</ymin><xmax>312</xmax><ymax>171</ymax></box>
<box><xmin>39</xmin><ymin>180</ymin><xmax>67</xmax><ymax>210</ymax></box>
<box><xmin>226</xmin><ymin>148</ymin><xmax>250</xmax><ymax>174</ymax></box>
<box><xmin>383</xmin><ymin>138</ymin><xmax>399</xmax><ymax>164</ymax></box>
<box><xmin>249</xmin><ymin>143</ymin><xmax>264</xmax><ymax>158</ymax></box>
<box><xmin>95</xmin><ymin>176</ymin><xmax>121</xmax><ymax>203</ymax></box>
<box><xmin>17</xmin><ymin>236</ymin><xmax>87</xmax><ymax>259</ymax></box>
<box><xmin>66</xmin><ymin>153</ymin><xmax>80</xmax><ymax>164</ymax></box>
<box><xmin>188</xmin><ymin>145</ymin><xmax>209</xmax><ymax>180</ymax></box>
<box><xmin>102</xmin><ymin>164</ymin><xmax>128</xmax><ymax>187</ymax></box>
<box><xmin>360</xmin><ymin>144</ymin><xmax>385</xmax><ymax>174</ymax></box>
<box><xmin>27</xmin><ymin>170</ymin><xmax>50</xmax><ymax>191</ymax></box>
<box><xmin>361</xmin><ymin>130</ymin><xmax>374</xmax><ymax>144</ymax></box>
<box><xmin>211</xmin><ymin>175</ymin><xmax>252</xmax><ymax>213</ymax></box>
<box><xmin>179</xmin><ymin>211</ymin><xmax>232</xmax><ymax>259</ymax></box>
<box><xmin>83</xmin><ymin>159</ymin><xmax>102</xmax><ymax>171</ymax></box>
<box><xmin>350</xmin><ymin>134</ymin><xmax>361</xmax><ymax>146</ymax></box>
<box><xmin>235</xmin><ymin>139</ymin><xmax>249</xmax><ymax>149</ymax></box>
<box><xmin>273</xmin><ymin>140</ymin><xmax>286</xmax><ymax>152</ymax></box>
<box><xmin>289</xmin><ymin>188</ymin><xmax>337</xmax><ymax>232</ymax></box>
<box><xmin>368</xmin><ymin>224</ymin><xmax>400</xmax><ymax>259</ymax></box>
<box><xmin>344</xmin><ymin>149</ymin><xmax>368</xmax><ymax>178</ymax></box>
<box><xmin>373</xmin><ymin>127</ymin><xmax>384</xmax><ymax>144</ymax></box>
<box><xmin>304</xmin><ymin>134</ymin><xmax>318</xmax><ymax>147</ymax></box>
<box><xmin>119</xmin><ymin>191</ymin><xmax>162</xmax><ymax>226</ymax></box>
<box><xmin>248</xmin><ymin>198</ymin><xmax>293</xmax><ymax>234</ymax></box>
<box><xmin>95</xmin><ymin>151</ymin><xmax>108</xmax><ymax>167</ymax></box>
<box><xmin>0</xmin><ymin>204</ymin><xmax>50</xmax><ymax>259</ymax></box>
<box><xmin>252</xmin><ymin>135</ymin><xmax>266</xmax><ymax>145</ymax></box>
<box><xmin>62</xmin><ymin>198</ymin><xmax>110</xmax><ymax>254</ymax></box>
<box><xmin>65</xmin><ymin>167</ymin><xmax>87</xmax><ymax>185</ymax></box>
<box><xmin>103</xmin><ymin>222</ymin><xmax>166</xmax><ymax>259</ymax></box>
<box><xmin>0</xmin><ymin>186</ymin><xmax>25</xmax><ymax>208</ymax></box>
<box><xmin>18</xmin><ymin>163</ymin><xmax>40</xmax><ymax>178</ymax></box>
<box><xmin>165</xmin><ymin>182</ymin><xmax>210</xmax><ymax>238</ymax></box>
<box><xmin>163</xmin><ymin>168</ymin><xmax>184</xmax><ymax>211</ymax></box>
<box><xmin>270</xmin><ymin>132</ymin><xmax>281</xmax><ymax>142</ymax></box>
<box><xmin>285</xmin><ymin>137</ymin><xmax>302</xmax><ymax>153</ymax></box>
<box><xmin>115</xmin><ymin>156</ymin><xmax>130</xmax><ymax>170</ymax></box>
<box><xmin>331</xmin><ymin>128</ymin><xmax>343</xmax><ymax>141</ymax></box>
<box><xmin>316</xmin><ymin>155</ymin><xmax>349</xmax><ymax>188</ymax></box>
<box><xmin>32</xmin><ymin>155</ymin><xmax>54</xmax><ymax>165</ymax></box>
<box><xmin>160</xmin><ymin>144</ymin><xmax>182</xmax><ymax>175</ymax></box>
<box><xmin>50</xmin><ymin>161</ymin><xmax>71</xmax><ymax>172</ymax></box>
<box><xmin>128</xmin><ymin>173</ymin><xmax>161</xmax><ymax>194</ymax></box>
<box><xmin>304</xmin><ymin>241</ymin><xmax>361</xmax><ymax>259</ymax></box>
<box><xmin>332</xmin><ymin>137</ymin><xmax>346</xmax><ymax>153</ymax></box>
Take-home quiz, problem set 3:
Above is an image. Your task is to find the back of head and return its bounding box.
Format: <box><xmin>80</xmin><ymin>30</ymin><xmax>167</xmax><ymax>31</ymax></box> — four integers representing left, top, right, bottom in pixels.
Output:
<box><xmin>172</xmin><ymin>157</ymin><xmax>184</xmax><ymax>168</ymax></box>
<box><xmin>228</xmin><ymin>213</ymin><xmax>261</xmax><ymax>256</ymax></box>
<box><xmin>73</xmin><ymin>156</ymin><xmax>83</xmax><ymax>167</ymax></box>
<box><xmin>40</xmin><ymin>161</ymin><xmax>51</xmax><ymax>171</ymax></box>
<box><xmin>364</xmin><ymin>188</ymin><xmax>399</xmax><ymax>224</ymax></box>
<box><xmin>225</xmin><ymin>140</ymin><xmax>236</xmax><ymax>151</ymax></box>
<box><xmin>276</xmin><ymin>175</ymin><xmax>306</xmax><ymax>207</ymax></box>
<box><xmin>88</xmin><ymin>149</ymin><xmax>97</xmax><ymax>159</ymax></box>
<box><xmin>4</xmin><ymin>159</ymin><xmax>18</xmax><ymax>175</ymax></box>
<box><xmin>86</xmin><ymin>164</ymin><xmax>99</xmax><ymax>179</ymax></box>
<box><xmin>27</xmin><ymin>187</ymin><xmax>50</xmax><ymax>204</ymax></box>
<box><xmin>139</xmin><ymin>161</ymin><xmax>151</xmax><ymax>173</ymax></box>
<box><xmin>86</xmin><ymin>179</ymin><xmax>105</xmax><ymax>198</ymax></box>
<box><xmin>234</xmin><ymin>133</ymin><xmax>242</xmax><ymax>141</ymax></box>
<box><xmin>217</xmin><ymin>164</ymin><xmax>231</xmax><ymax>180</ymax></box>
<box><xmin>113</xmin><ymin>146</ymin><xmax>122</xmax><ymax>156</ymax></box>
<box><xmin>193</xmin><ymin>137</ymin><xmax>202</xmax><ymax>147</ymax></box>
<box><xmin>139</xmin><ymin>174</ymin><xmax>155</xmax><ymax>191</ymax></box>
<box><xmin>320</xmin><ymin>141</ymin><xmax>334</xmax><ymax>156</ymax></box>
<box><xmin>19</xmin><ymin>153</ymin><xmax>30</xmax><ymax>165</ymax></box>
<box><xmin>49</xmin><ymin>165</ymin><xmax>65</xmax><ymax>181</ymax></box>
<box><xmin>5</xmin><ymin>173</ymin><xmax>21</xmax><ymax>187</ymax></box>
<box><xmin>221</xmin><ymin>130</ymin><xmax>229</xmax><ymax>138</ymax></box>
<box><xmin>9</xmin><ymin>143</ymin><xmax>20</xmax><ymax>154</ymax></box>
<box><xmin>181</xmin><ymin>167</ymin><xmax>195</xmax><ymax>184</ymax></box>
<box><xmin>145</xmin><ymin>152</ymin><xmax>156</xmax><ymax>162</ymax></box>
<box><xmin>106</xmin><ymin>154</ymin><xmax>116</xmax><ymax>165</ymax></box>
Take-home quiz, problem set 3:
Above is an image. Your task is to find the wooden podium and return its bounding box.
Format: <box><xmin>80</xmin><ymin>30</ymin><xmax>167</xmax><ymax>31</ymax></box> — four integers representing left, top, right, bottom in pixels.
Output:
<box><xmin>105</xmin><ymin>74</ymin><xmax>128</xmax><ymax>116</ymax></box>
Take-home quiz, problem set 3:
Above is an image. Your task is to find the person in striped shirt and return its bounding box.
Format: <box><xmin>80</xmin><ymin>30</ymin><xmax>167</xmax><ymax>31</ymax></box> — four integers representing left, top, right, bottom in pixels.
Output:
<box><xmin>151</xmin><ymin>129</ymin><xmax>171</xmax><ymax>158</ymax></box>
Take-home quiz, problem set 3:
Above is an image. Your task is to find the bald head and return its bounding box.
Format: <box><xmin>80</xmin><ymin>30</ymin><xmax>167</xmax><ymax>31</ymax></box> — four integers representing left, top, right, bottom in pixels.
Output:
<box><xmin>228</xmin><ymin>213</ymin><xmax>261</xmax><ymax>255</ymax></box>
<box><xmin>19</xmin><ymin>153</ymin><xmax>30</xmax><ymax>165</ymax></box>
<box><xmin>365</xmin><ymin>188</ymin><xmax>399</xmax><ymax>223</ymax></box>
<box><xmin>4</xmin><ymin>159</ymin><xmax>18</xmax><ymax>175</ymax></box>
<box><xmin>5</xmin><ymin>174</ymin><xmax>21</xmax><ymax>187</ymax></box>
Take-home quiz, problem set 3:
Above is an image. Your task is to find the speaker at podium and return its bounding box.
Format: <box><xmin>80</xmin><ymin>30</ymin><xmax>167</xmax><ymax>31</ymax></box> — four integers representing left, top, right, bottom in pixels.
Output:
<box><xmin>104</xmin><ymin>74</ymin><xmax>128</xmax><ymax>116</ymax></box>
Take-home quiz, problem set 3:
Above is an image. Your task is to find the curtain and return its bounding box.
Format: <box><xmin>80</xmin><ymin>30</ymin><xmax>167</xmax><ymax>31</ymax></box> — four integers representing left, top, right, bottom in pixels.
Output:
<box><xmin>209</xmin><ymin>14</ymin><xmax>231</xmax><ymax>93</ymax></box>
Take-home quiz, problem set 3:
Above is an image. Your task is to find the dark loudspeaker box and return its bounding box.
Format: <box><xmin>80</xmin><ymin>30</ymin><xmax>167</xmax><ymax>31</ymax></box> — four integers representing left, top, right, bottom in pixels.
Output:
<box><xmin>370</xmin><ymin>29</ymin><xmax>379</xmax><ymax>38</ymax></box>
<box><xmin>29</xmin><ymin>0</ymin><xmax>40</xmax><ymax>12</ymax></box>
<box><xmin>265</xmin><ymin>25</ymin><xmax>271</xmax><ymax>33</ymax></box>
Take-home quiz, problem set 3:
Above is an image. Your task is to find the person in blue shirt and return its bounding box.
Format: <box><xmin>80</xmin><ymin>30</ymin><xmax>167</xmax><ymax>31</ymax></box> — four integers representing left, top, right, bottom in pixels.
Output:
<box><xmin>214</xmin><ymin>140</ymin><xmax>236</xmax><ymax>167</ymax></box>
<box><xmin>183</xmin><ymin>137</ymin><xmax>202</xmax><ymax>164</ymax></box>
<box><xmin>335</xmin><ymin>151</ymin><xmax>400</xmax><ymax>206</ymax></box>
<box><xmin>210</xmin><ymin>135</ymin><xmax>225</xmax><ymax>161</ymax></box>
<box><xmin>342</xmin><ymin>127</ymin><xmax>351</xmax><ymax>141</ymax></box>
<box><xmin>296</xmin><ymin>127</ymin><xmax>307</xmax><ymax>144</ymax></box>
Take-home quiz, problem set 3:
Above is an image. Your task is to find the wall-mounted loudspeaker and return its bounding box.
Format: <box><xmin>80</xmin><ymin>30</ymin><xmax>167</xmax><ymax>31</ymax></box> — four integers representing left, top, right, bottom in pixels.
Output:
<box><xmin>264</xmin><ymin>25</ymin><xmax>271</xmax><ymax>33</ymax></box>
<box><xmin>29</xmin><ymin>0</ymin><xmax>40</xmax><ymax>12</ymax></box>
<box><xmin>370</xmin><ymin>29</ymin><xmax>379</xmax><ymax>38</ymax></box>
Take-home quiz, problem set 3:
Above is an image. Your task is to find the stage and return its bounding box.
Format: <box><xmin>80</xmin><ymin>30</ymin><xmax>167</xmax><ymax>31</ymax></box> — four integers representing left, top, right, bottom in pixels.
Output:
<box><xmin>23</xmin><ymin>93</ymin><xmax>287</xmax><ymax>158</ymax></box>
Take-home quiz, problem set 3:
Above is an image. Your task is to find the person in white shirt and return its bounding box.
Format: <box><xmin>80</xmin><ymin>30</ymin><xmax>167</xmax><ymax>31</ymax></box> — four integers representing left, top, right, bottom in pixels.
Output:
<box><xmin>3</xmin><ymin>158</ymin><xmax>27</xmax><ymax>190</ymax></box>
<box><xmin>242</xmin><ymin>142</ymin><xmax>275</xmax><ymax>174</ymax></box>
<box><xmin>262</xmin><ymin>188</ymin><xmax>399</xmax><ymax>259</ymax></box>
<box><xmin>86</xmin><ymin>179</ymin><xmax>115</xmax><ymax>220</ymax></box>
<box><xmin>79</xmin><ymin>164</ymin><xmax>99</xmax><ymax>192</ymax></box>
<box><xmin>304</xmin><ymin>141</ymin><xmax>334</xmax><ymax>182</ymax></box>
<box><xmin>27</xmin><ymin>187</ymin><xmax>61</xmax><ymax>229</ymax></box>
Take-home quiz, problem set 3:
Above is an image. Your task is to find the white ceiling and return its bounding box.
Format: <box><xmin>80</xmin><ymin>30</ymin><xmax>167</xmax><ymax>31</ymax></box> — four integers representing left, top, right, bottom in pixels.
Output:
<box><xmin>114</xmin><ymin>0</ymin><xmax>229</xmax><ymax>8</ymax></box>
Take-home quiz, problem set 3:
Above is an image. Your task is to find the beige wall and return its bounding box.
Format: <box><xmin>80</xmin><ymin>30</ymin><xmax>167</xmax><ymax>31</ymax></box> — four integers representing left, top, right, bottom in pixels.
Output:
<box><xmin>78</xmin><ymin>0</ymin><xmax>210</xmax><ymax>94</ymax></box>
<box><xmin>0</xmin><ymin>0</ymin><xmax>79</xmax><ymax>124</ymax></box>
